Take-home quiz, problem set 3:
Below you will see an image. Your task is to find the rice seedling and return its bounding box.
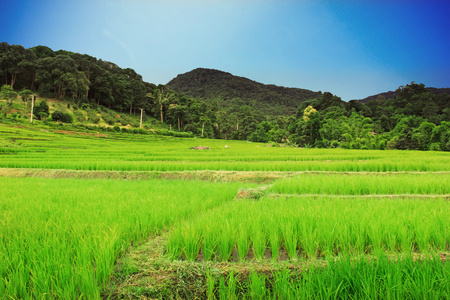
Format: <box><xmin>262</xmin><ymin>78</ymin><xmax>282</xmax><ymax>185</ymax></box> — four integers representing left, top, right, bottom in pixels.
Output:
<box><xmin>2</xmin><ymin>124</ymin><xmax>450</xmax><ymax>298</ymax></box>
<box><xmin>167</xmin><ymin>196</ymin><xmax>450</xmax><ymax>261</ymax></box>
<box><xmin>281</xmin><ymin>221</ymin><xmax>298</xmax><ymax>260</ymax></box>
<box><xmin>182</xmin><ymin>223</ymin><xmax>202</xmax><ymax>261</ymax></box>
<box><xmin>206</xmin><ymin>254</ymin><xmax>450</xmax><ymax>299</ymax></box>
<box><xmin>251</xmin><ymin>222</ymin><xmax>266</xmax><ymax>260</ymax></box>
<box><xmin>249</xmin><ymin>271</ymin><xmax>267</xmax><ymax>300</ymax></box>
<box><xmin>203</xmin><ymin>227</ymin><xmax>218</xmax><ymax>261</ymax></box>
<box><xmin>1</xmin><ymin>124</ymin><xmax>450</xmax><ymax>172</ymax></box>
<box><xmin>267</xmin><ymin>219</ymin><xmax>281</xmax><ymax>261</ymax></box>
<box><xmin>219</xmin><ymin>221</ymin><xmax>236</xmax><ymax>261</ymax></box>
<box><xmin>206</xmin><ymin>270</ymin><xmax>216</xmax><ymax>300</ymax></box>
<box><xmin>237</xmin><ymin>223</ymin><xmax>251</xmax><ymax>261</ymax></box>
<box><xmin>269</xmin><ymin>173</ymin><xmax>450</xmax><ymax>195</ymax></box>
<box><xmin>0</xmin><ymin>177</ymin><xmax>250</xmax><ymax>299</ymax></box>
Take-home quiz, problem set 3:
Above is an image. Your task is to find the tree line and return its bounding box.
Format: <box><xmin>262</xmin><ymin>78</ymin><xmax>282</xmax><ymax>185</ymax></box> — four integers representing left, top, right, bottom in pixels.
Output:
<box><xmin>1</xmin><ymin>43</ymin><xmax>449</xmax><ymax>150</ymax></box>
<box><xmin>248</xmin><ymin>83</ymin><xmax>450</xmax><ymax>151</ymax></box>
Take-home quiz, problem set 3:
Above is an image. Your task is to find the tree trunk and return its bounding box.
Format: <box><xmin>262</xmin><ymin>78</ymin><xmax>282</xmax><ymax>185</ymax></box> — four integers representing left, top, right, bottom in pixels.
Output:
<box><xmin>30</xmin><ymin>95</ymin><xmax>34</xmax><ymax>123</ymax></box>
<box><xmin>160</xmin><ymin>103</ymin><xmax>163</xmax><ymax>123</ymax></box>
<box><xmin>236</xmin><ymin>115</ymin><xmax>239</xmax><ymax>130</ymax></box>
<box><xmin>130</xmin><ymin>103</ymin><xmax>132</xmax><ymax>115</ymax></box>
<box><xmin>10</xmin><ymin>73</ymin><xmax>16</xmax><ymax>88</ymax></box>
<box><xmin>178</xmin><ymin>118</ymin><xmax>180</xmax><ymax>130</ymax></box>
<box><xmin>57</xmin><ymin>85</ymin><xmax>61</xmax><ymax>100</ymax></box>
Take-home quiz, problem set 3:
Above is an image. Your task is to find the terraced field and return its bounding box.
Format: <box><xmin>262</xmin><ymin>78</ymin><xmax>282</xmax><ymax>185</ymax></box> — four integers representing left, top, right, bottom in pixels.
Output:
<box><xmin>0</xmin><ymin>124</ymin><xmax>449</xmax><ymax>299</ymax></box>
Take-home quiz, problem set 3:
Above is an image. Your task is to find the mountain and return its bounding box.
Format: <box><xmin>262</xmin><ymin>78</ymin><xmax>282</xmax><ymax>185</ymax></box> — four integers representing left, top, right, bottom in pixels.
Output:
<box><xmin>356</xmin><ymin>87</ymin><xmax>450</xmax><ymax>103</ymax></box>
<box><xmin>167</xmin><ymin>68</ymin><xmax>322</xmax><ymax>116</ymax></box>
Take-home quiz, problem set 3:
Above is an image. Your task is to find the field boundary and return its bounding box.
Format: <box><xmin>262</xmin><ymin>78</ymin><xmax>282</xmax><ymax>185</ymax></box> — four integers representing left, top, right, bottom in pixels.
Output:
<box><xmin>2</xmin><ymin>168</ymin><xmax>450</xmax><ymax>183</ymax></box>
<box><xmin>268</xmin><ymin>193</ymin><xmax>450</xmax><ymax>199</ymax></box>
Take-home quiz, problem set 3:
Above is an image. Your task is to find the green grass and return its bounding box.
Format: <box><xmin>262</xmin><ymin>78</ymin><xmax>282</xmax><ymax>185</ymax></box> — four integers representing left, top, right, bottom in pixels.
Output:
<box><xmin>1</xmin><ymin>124</ymin><xmax>450</xmax><ymax>299</ymax></box>
<box><xmin>269</xmin><ymin>173</ymin><xmax>450</xmax><ymax>195</ymax></box>
<box><xmin>0</xmin><ymin>177</ymin><xmax>251</xmax><ymax>299</ymax></box>
<box><xmin>207</xmin><ymin>255</ymin><xmax>450</xmax><ymax>299</ymax></box>
<box><xmin>168</xmin><ymin>196</ymin><xmax>450</xmax><ymax>261</ymax></box>
<box><xmin>1</xmin><ymin>125</ymin><xmax>450</xmax><ymax>172</ymax></box>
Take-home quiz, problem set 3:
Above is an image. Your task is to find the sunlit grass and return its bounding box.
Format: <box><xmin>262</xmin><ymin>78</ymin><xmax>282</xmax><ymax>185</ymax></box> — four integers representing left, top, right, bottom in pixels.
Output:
<box><xmin>1</xmin><ymin>124</ymin><xmax>450</xmax><ymax>299</ymax></box>
<box><xmin>207</xmin><ymin>254</ymin><xmax>450</xmax><ymax>299</ymax></box>
<box><xmin>0</xmin><ymin>177</ymin><xmax>250</xmax><ymax>299</ymax></box>
<box><xmin>168</xmin><ymin>196</ymin><xmax>450</xmax><ymax>261</ymax></box>
<box><xmin>1</xmin><ymin>124</ymin><xmax>450</xmax><ymax>172</ymax></box>
<box><xmin>269</xmin><ymin>173</ymin><xmax>450</xmax><ymax>195</ymax></box>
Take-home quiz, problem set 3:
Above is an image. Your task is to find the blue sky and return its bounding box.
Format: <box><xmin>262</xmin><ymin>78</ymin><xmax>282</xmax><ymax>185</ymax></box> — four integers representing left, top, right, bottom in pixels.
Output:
<box><xmin>2</xmin><ymin>0</ymin><xmax>449</xmax><ymax>100</ymax></box>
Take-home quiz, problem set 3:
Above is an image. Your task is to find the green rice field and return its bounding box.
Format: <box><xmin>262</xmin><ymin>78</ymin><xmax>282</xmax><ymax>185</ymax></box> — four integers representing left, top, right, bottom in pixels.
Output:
<box><xmin>0</xmin><ymin>124</ymin><xmax>449</xmax><ymax>299</ymax></box>
<box><xmin>1</xmin><ymin>125</ymin><xmax>450</xmax><ymax>172</ymax></box>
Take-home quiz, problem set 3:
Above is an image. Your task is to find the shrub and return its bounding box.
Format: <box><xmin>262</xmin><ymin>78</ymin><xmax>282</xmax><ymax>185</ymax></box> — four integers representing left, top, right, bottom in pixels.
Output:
<box><xmin>429</xmin><ymin>143</ymin><xmax>441</xmax><ymax>151</ymax></box>
<box><xmin>34</xmin><ymin>100</ymin><xmax>49</xmax><ymax>120</ymax></box>
<box><xmin>378</xmin><ymin>140</ymin><xmax>386</xmax><ymax>150</ymax></box>
<box><xmin>51</xmin><ymin>111</ymin><xmax>65</xmax><ymax>122</ymax></box>
<box><xmin>103</xmin><ymin>114</ymin><xmax>117</xmax><ymax>125</ymax></box>
<box><xmin>87</xmin><ymin>110</ymin><xmax>100</xmax><ymax>124</ymax></box>
<box><xmin>330</xmin><ymin>140</ymin><xmax>339</xmax><ymax>148</ymax></box>
<box><xmin>74</xmin><ymin>111</ymin><xmax>85</xmax><ymax>123</ymax></box>
<box><xmin>52</xmin><ymin>111</ymin><xmax>73</xmax><ymax>123</ymax></box>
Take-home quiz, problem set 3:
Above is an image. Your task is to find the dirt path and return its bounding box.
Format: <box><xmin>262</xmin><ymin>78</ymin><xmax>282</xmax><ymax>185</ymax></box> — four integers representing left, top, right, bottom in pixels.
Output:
<box><xmin>2</xmin><ymin>168</ymin><xmax>449</xmax><ymax>183</ymax></box>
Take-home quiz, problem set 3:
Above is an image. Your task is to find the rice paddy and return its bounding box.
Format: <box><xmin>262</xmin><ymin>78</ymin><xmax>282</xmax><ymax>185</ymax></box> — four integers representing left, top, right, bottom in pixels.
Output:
<box><xmin>1</xmin><ymin>125</ymin><xmax>450</xmax><ymax>172</ymax></box>
<box><xmin>0</xmin><ymin>123</ymin><xmax>449</xmax><ymax>299</ymax></box>
<box><xmin>0</xmin><ymin>177</ymin><xmax>253</xmax><ymax>299</ymax></box>
<box><xmin>168</xmin><ymin>196</ymin><xmax>450</xmax><ymax>262</ymax></box>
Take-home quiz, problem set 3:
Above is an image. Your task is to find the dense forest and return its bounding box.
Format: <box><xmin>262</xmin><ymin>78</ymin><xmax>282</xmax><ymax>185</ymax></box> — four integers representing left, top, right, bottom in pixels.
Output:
<box><xmin>1</xmin><ymin>42</ymin><xmax>449</xmax><ymax>151</ymax></box>
<box><xmin>167</xmin><ymin>68</ymin><xmax>322</xmax><ymax>116</ymax></box>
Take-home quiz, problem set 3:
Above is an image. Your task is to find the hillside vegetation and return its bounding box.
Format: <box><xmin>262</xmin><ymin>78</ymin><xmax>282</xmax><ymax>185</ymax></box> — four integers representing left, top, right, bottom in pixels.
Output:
<box><xmin>167</xmin><ymin>68</ymin><xmax>322</xmax><ymax>116</ymax></box>
<box><xmin>1</xmin><ymin>42</ymin><xmax>450</xmax><ymax>150</ymax></box>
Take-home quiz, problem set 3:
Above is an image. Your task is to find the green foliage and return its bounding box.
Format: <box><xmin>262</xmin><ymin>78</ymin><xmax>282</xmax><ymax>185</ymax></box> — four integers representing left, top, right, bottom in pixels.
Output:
<box><xmin>51</xmin><ymin>110</ymin><xmax>73</xmax><ymax>123</ymax></box>
<box><xmin>73</xmin><ymin>110</ymin><xmax>85</xmax><ymax>123</ymax></box>
<box><xmin>18</xmin><ymin>89</ymin><xmax>33</xmax><ymax>102</ymax></box>
<box><xmin>1</xmin><ymin>42</ymin><xmax>449</xmax><ymax>149</ymax></box>
<box><xmin>0</xmin><ymin>85</ymin><xmax>18</xmax><ymax>117</ymax></box>
<box><xmin>167</xmin><ymin>68</ymin><xmax>322</xmax><ymax>117</ymax></box>
<box><xmin>33</xmin><ymin>99</ymin><xmax>49</xmax><ymax>120</ymax></box>
<box><xmin>86</xmin><ymin>109</ymin><xmax>100</xmax><ymax>124</ymax></box>
<box><xmin>302</xmin><ymin>105</ymin><xmax>317</xmax><ymax>121</ymax></box>
<box><xmin>102</xmin><ymin>112</ymin><xmax>118</xmax><ymax>125</ymax></box>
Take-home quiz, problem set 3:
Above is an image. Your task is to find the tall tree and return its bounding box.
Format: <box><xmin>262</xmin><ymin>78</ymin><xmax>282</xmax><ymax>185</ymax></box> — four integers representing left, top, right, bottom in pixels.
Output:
<box><xmin>147</xmin><ymin>85</ymin><xmax>174</xmax><ymax>123</ymax></box>
<box><xmin>0</xmin><ymin>85</ymin><xmax>18</xmax><ymax>117</ymax></box>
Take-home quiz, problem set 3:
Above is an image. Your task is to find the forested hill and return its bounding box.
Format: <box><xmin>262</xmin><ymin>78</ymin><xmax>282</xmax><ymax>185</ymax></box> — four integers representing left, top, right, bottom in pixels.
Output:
<box><xmin>356</xmin><ymin>87</ymin><xmax>450</xmax><ymax>104</ymax></box>
<box><xmin>2</xmin><ymin>42</ymin><xmax>450</xmax><ymax>151</ymax></box>
<box><xmin>167</xmin><ymin>68</ymin><xmax>322</xmax><ymax>116</ymax></box>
